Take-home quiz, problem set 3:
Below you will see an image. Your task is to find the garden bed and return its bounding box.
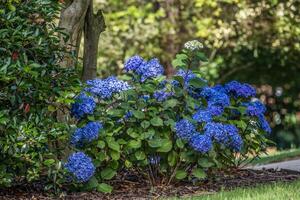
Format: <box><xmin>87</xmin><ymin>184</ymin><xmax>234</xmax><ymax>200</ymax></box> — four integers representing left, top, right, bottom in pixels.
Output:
<box><xmin>1</xmin><ymin>169</ymin><xmax>300</xmax><ymax>200</ymax></box>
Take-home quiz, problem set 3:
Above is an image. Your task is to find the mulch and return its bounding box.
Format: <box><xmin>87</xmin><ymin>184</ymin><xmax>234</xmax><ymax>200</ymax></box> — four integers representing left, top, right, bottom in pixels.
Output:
<box><xmin>1</xmin><ymin>168</ymin><xmax>300</xmax><ymax>200</ymax></box>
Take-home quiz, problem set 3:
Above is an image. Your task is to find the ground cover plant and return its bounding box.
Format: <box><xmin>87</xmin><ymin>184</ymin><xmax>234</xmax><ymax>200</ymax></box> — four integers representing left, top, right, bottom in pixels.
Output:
<box><xmin>65</xmin><ymin>40</ymin><xmax>272</xmax><ymax>193</ymax></box>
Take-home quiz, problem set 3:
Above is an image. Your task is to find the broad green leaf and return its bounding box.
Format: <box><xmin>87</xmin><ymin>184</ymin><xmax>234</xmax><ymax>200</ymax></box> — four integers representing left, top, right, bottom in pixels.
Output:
<box><xmin>43</xmin><ymin>159</ymin><xmax>55</xmax><ymax>166</ymax></box>
<box><xmin>97</xmin><ymin>183</ymin><xmax>113</xmax><ymax>193</ymax></box>
<box><xmin>107</xmin><ymin>139</ymin><xmax>120</xmax><ymax>152</ymax></box>
<box><xmin>100</xmin><ymin>168</ymin><xmax>116</xmax><ymax>180</ymax></box>
<box><xmin>128</xmin><ymin>140</ymin><xmax>141</xmax><ymax>149</ymax></box>
<box><xmin>198</xmin><ymin>158</ymin><xmax>215</xmax><ymax>168</ymax></box>
<box><xmin>141</xmin><ymin>120</ymin><xmax>150</xmax><ymax>129</ymax></box>
<box><xmin>150</xmin><ymin>117</ymin><xmax>163</xmax><ymax>127</ymax></box>
<box><xmin>132</xmin><ymin>110</ymin><xmax>145</xmax><ymax>119</ymax></box>
<box><xmin>192</xmin><ymin>168</ymin><xmax>207</xmax><ymax>179</ymax></box>
<box><xmin>135</xmin><ymin>151</ymin><xmax>146</xmax><ymax>160</ymax></box>
<box><xmin>163</xmin><ymin>99</ymin><xmax>178</xmax><ymax>108</ymax></box>
<box><xmin>157</xmin><ymin>140</ymin><xmax>172</xmax><ymax>152</ymax></box>
<box><xmin>175</xmin><ymin>170</ymin><xmax>187</xmax><ymax>180</ymax></box>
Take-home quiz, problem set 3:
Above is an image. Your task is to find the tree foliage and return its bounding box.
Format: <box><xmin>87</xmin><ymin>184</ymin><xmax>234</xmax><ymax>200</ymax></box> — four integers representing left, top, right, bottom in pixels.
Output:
<box><xmin>94</xmin><ymin>0</ymin><xmax>300</xmax><ymax>148</ymax></box>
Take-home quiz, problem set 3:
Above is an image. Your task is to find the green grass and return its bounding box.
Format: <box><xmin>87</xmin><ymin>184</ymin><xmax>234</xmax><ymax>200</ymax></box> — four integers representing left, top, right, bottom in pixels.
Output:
<box><xmin>249</xmin><ymin>148</ymin><xmax>300</xmax><ymax>165</ymax></box>
<box><xmin>179</xmin><ymin>180</ymin><xmax>300</xmax><ymax>200</ymax></box>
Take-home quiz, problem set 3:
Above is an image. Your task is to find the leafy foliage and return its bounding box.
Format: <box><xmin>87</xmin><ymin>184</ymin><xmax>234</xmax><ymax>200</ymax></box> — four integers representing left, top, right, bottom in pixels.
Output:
<box><xmin>67</xmin><ymin>43</ymin><xmax>271</xmax><ymax>191</ymax></box>
<box><xmin>0</xmin><ymin>0</ymin><xmax>79</xmax><ymax>188</ymax></box>
<box><xmin>95</xmin><ymin>0</ymin><xmax>300</xmax><ymax>148</ymax></box>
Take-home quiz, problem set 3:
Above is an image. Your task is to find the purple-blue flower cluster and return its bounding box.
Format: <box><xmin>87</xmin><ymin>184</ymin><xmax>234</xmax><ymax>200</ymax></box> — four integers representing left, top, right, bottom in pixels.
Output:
<box><xmin>224</xmin><ymin>81</ymin><xmax>256</xmax><ymax>98</ymax></box>
<box><xmin>153</xmin><ymin>89</ymin><xmax>174</xmax><ymax>102</ymax></box>
<box><xmin>124</xmin><ymin>56</ymin><xmax>164</xmax><ymax>82</ymax></box>
<box><xmin>243</xmin><ymin>100</ymin><xmax>271</xmax><ymax>133</ymax></box>
<box><xmin>174</xmin><ymin>119</ymin><xmax>196</xmax><ymax>141</ymax></box>
<box><xmin>70</xmin><ymin>121</ymin><xmax>103</xmax><ymax>146</ymax></box>
<box><xmin>71</xmin><ymin>93</ymin><xmax>96</xmax><ymax>119</ymax></box>
<box><xmin>192</xmin><ymin>109</ymin><xmax>212</xmax><ymax>123</ymax></box>
<box><xmin>64</xmin><ymin>152</ymin><xmax>95</xmax><ymax>183</ymax></box>
<box><xmin>203</xmin><ymin>122</ymin><xmax>243</xmax><ymax>151</ymax></box>
<box><xmin>189</xmin><ymin>134</ymin><xmax>212</xmax><ymax>153</ymax></box>
<box><xmin>124</xmin><ymin>55</ymin><xmax>144</xmax><ymax>72</ymax></box>
<box><xmin>176</xmin><ymin>69</ymin><xmax>197</xmax><ymax>86</ymax></box>
<box><xmin>85</xmin><ymin>76</ymin><xmax>130</xmax><ymax>99</ymax></box>
<box><xmin>243</xmin><ymin>101</ymin><xmax>266</xmax><ymax>116</ymax></box>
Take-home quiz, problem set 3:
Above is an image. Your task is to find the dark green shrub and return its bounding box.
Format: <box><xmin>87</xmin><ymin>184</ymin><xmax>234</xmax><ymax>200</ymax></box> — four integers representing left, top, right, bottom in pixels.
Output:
<box><xmin>0</xmin><ymin>0</ymin><xmax>78</xmax><ymax>188</ymax></box>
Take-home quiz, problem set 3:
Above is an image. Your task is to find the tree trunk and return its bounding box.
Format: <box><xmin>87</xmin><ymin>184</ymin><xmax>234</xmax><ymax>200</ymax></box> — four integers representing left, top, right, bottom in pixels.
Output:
<box><xmin>162</xmin><ymin>0</ymin><xmax>179</xmax><ymax>77</ymax></box>
<box><xmin>82</xmin><ymin>0</ymin><xmax>106</xmax><ymax>81</ymax></box>
<box><xmin>58</xmin><ymin>0</ymin><xmax>91</xmax><ymax>68</ymax></box>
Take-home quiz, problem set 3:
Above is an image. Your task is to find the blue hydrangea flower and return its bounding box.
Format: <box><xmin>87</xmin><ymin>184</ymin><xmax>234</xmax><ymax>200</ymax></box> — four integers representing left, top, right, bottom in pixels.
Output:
<box><xmin>64</xmin><ymin>152</ymin><xmax>95</xmax><ymax>183</ymax></box>
<box><xmin>85</xmin><ymin>76</ymin><xmax>131</xmax><ymax>99</ymax></box>
<box><xmin>137</xmin><ymin>58</ymin><xmax>164</xmax><ymax>82</ymax></box>
<box><xmin>71</xmin><ymin>93</ymin><xmax>96</xmax><ymax>119</ymax></box>
<box><xmin>204</xmin><ymin>122</ymin><xmax>225</xmax><ymax>140</ymax></box>
<box><xmin>212</xmin><ymin>84</ymin><xmax>227</xmax><ymax>94</ymax></box>
<box><xmin>153</xmin><ymin>89</ymin><xmax>174</xmax><ymax>102</ymax></box>
<box><xmin>175</xmin><ymin>119</ymin><xmax>196</xmax><ymax>141</ymax></box>
<box><xmin>124</xmin><ymin>55</ymin><xmax>144</xmax><ymax>72</ymax></box>
<box><xmin>207</xmin><ymin>105</ymin><xmax>224</xmax><ymax>116</ymax></box>
<box><xmin>224</xmin><ymin>81</ymin><xmax>256</xmax><ymax>98</ymax></box>
<box><xmin>149</xmin><ymin>155</ymin><xmax>161</xmax><ymax>165</ymax></box>
<box><xmin>200</xmin><ymin>87</ymin><xmax>230</xmax><ymax>108</ymax></box>
<box><xmin>141</xmin><ymin>95</ymin><xmax>150</xmax><ymax>102</ymax></box>
<box><xmin>189</xmin><ymin>134</ymin><xmax>212</xmax><ymax>153</ymax></box>
<box><xmin>70</xmin><ymin>121</ymin><xmax>103</xmax><ymax>146</ymax></box>
<box><xmin>176</xmin><ymin>69</ymin><xmax>197</xmax><ymax>85</ymax></box>
<box><xmin>223</xmin><ymin>124</ymin><xmax>243</xmax><ymax>151</ymax></box>
<box><xmin>258</xmin><ymin>114</ymin><xmax>271</xmax><ymax>134</ymax></box>
<box><xmin>243</xmin><ymin>101</ymin><xmax>266</xmax><ymax>117</ymax></box>
<box><xmin>192</xmin><ymin>109</ymin><xmax>212</xmax><ymax>123</ymax></box>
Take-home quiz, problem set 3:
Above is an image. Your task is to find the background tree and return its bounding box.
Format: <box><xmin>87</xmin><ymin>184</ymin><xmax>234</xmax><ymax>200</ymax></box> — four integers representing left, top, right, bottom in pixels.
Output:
<box><xmin>59</xmin><ymin>0</ymin><xmax>105</xmax><ymax>80</ymax></box>
<box><xmin>94</xmin><ymin>0</ymin><xmax>300</xmax><ymax>149</ymax></box>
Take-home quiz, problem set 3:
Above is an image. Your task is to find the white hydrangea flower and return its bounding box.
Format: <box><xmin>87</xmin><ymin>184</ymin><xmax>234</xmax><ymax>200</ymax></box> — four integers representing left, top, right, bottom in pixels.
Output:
<box><xmin>184</xmin><ymin>40</ymin><xmax>204</xmax><ymax>51</ymax></box>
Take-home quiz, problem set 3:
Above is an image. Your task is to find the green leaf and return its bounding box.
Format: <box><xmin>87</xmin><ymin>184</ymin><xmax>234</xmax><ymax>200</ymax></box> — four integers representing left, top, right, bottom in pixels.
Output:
<box><xmin>97</xmin><ymin>183</ymin><xmax>113</xmax><ymax>193</ymax></box>
<box><xmin>175</xmin><ymin>170</ymin><xmax>187</xmax><ymax>180</ymax></box>
<box><xmin>128</xmin><ymin>140</ymin><xmax>141</xmax><ymax>149</ymax></box>
<box><xmin>148</xmin><ymin>138</ymin><xmax>163</xmax><ymax>148</ymax></box>
<box><xmin>142</xmin><ymin>129</ymin><xmax>155</xmax><ymax>139</ymax></box>
<box><xmin>84</xmin><ymin>177</ymin><xmax>98</xmax><ymax>191</ymax></box>
<box><xmin>43</xmin><ymin>159</ymin><xmax>55</xmax><ymax>166</ymax></box>
<box><xmin>141</xmin><ymin>120</ymin><xmax>150</xmax><ymax>129</ymax></box>
<box><xmin>157</xmin><ymin>139</ymin><xmax>172</xmax><ymax>152</ymax></box>
<box><xmin>198</xmin><ymin>158</ymin><xmax>215</xmax><ymax>168</ymax></box>
<box><xmin>163</xmin><ymin>99</ymin><xmax>178</xmax><ymax>108</ymax></box>
<box><xmin>101</xmin><ymin>168</ymin><xmax>116</xmax><ymax>180</ymax></box>
<box><xmin>189</xmin><ymin>78</ymin><xmax>207</xmax><ymax>88</ymax></box>
<box><xmin>125</xmin><ymin>160</ymin><xmax>132</xmax><ymax>168</ymax></box>
<box><xmin>192</xmin><ymin>168</ymin><xmax>207</xmax><ymax>179</ymax></box>
<box><xmin>107</xmin><ymin>139</ymin><xmax>120</xmax><ymax>152</ymax></box>
<box><xmin>127</xmin><ymin>128</ymin><xmax>139</xmax><ymax>138</ymax></box>
<box><xmin>110</xmin><ymin>150</ymin><xmax>120</xmax><ymax>160</ymax></box>
<box><xmin>168</xmin><ymin>151</ymin><xmax>177</xmax><ymax>167</ymax></box>
<box><xmin>97</xmin><ymin>141</ymin><xmax>106</xmax><ymax>149</ymax></box>
<box><xmin>135</xmin><ymin>151</ymin><xmax>146</xmax><ymax>160</ymax></box>
<box><xmin>176</xmin><ymin>139</ymin><xmax>185</xmax><ymax>149</ymax></box>
<box><xmin>107</xmin><ymin>109</ymin><xmax>124</xmax><ymax>117</ymax></box>
<box><xmin>132</xmin><ymin>110</ymin><xmax>145</xmax><ymax>119</ymax></box>
<box><xmin>150</xmin><ymin>117</ymin><xmax>163</xmax><ymax>127</ymax></box>
<box><xmin>196</xmin><ymin>52</ymin><xmax>208</xmax><ymax>62</ymax></box>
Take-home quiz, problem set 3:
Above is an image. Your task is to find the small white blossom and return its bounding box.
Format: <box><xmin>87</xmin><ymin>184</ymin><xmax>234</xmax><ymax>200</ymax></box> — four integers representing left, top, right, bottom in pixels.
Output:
<box><xmin>184</xmin><ymin>40</ymin><xmax>204</xmax><ymax>51</ymax></box>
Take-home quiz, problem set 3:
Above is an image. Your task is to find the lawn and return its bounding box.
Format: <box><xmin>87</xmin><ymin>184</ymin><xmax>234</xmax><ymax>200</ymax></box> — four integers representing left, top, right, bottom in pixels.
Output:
<box><xmin>249</xmin><ymin>148</ymin><xmax>300</xmax><ymax>165</ymax></box>
<box><xmin>180</xmin><ymin>180</ymin><xmax>300</xmax><ymax>200</ymax></box>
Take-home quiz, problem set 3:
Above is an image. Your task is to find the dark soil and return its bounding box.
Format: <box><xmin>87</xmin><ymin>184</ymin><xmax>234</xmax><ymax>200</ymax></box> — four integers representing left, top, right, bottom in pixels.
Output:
<box><xmin>1</xmin><ymin>169</ymin><xmax>300</xmax><ymax>200</ymax></box>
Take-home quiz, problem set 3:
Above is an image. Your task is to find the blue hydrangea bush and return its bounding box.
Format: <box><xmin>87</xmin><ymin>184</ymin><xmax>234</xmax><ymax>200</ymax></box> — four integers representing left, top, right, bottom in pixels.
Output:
<box><xmin>64</xmin><ymin>41</ymin><xmax>272</xmax><ymax>192</ymax></box>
